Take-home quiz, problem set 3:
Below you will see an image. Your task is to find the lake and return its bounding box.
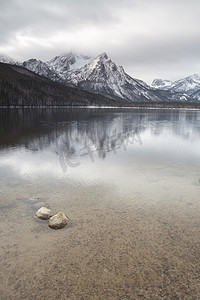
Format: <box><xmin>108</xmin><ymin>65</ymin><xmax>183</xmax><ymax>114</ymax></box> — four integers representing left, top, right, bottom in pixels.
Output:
<box><xmin>0</xmin><ymin>108</ymin><xmax>200</xmax><ymax>299</ymax></box>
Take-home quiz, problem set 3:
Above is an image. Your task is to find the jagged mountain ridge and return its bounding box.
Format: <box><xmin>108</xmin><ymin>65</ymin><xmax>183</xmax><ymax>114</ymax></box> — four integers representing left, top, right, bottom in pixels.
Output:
<box><xmin>152</xmin><ymin>74</ymin><xmax>200</xmax><ymax>92</ymax></box>
<box><xmin>65</xmin><ymin>53</ymin><xmax>162</xmax><ymax>102</ymax></box>
<box><xmin>151</xmin><ymin>79</ymin><xmax>172</xmax><ymax>89</ymax></box>
<box><xmin>1</xmin><ymin>52</ymin><xmax>200</xmax><ymax>102</ymax></box>
<box><xmin>20</xmin><ymin>52</ymin><xmax>163</xmax><ymax>102</ymax></box>
<box><xmin>47</xmin><ymin>52</ymin><xmax>92</xmax><ymax>80</ymax></box>
<box><xmin>0</xmin><ymin>62</ymin><xmax>123</xmax><ymax>107</ymax></box>
<box><xmin>170</xmin><ymin>74</ymin><xmax>200</xmax><ymax>93</ymax></box>
<box><xmin>22</xmin><ymin>52</ymin><xmax>93</xmax><ymax>81</ymax></box>
<box><xmin>0</xmin><ymin>54</ymin><xmax>16</xmax><ymax>65</ymax></box>
<box><xmin>151</xmin><ymin>74</ymin><xmax>200</xmax><ymax>101</ymax></box>
<box><xmin>22</xmin><ymin>59</ymin><xmax>60</xmax><ymax>81</ymax></box>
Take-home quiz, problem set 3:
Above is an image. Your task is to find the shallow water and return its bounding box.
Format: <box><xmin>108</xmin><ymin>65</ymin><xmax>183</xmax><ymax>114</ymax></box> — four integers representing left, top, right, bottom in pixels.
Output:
<box><xmin>0</xmin><ymin>108</ymin><xmax>200</xmax><ymax>299</ymax></box>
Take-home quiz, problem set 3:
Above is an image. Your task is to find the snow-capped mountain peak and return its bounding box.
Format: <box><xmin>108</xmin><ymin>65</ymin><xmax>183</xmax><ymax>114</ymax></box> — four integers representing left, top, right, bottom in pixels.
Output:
<box><xmin>2</xmin><ymin>50</ymin><xmax>200</xmax><ymax>102</ymax></box>
<box><xmin>170</xmin><ymin>74</ymin><xmax>200</xmax><ymax>92</ymax></box>
<box><xmin>150</xmin><ymin>73</ymin><xmax>200</xmax><ymax>102</ymax></box>
<box><xmin>80</xmin><ymin>52</ymin><xmax>119</xmax><ymax>77</ymax></box>
<box><xmin>23</xmin><ymin>58</ymin><xmax>48</xmax><ymax>73</ymax></box>
<box><xmin>22</xmin><ymin>58</ymin><xmax>59</xmax><ymax>80</ymax></box>
<box><xmin>152</xmin><ymin>74</ymin><xmax>200</xmax><ymax>93</ymax></box>
<box><xmin>46</xmin><ymin>52</ymin><xmax>92</xmax><ymax>79</ymax></box>
<box><xmin>151</xmin><ymin>78</ymin><xmax>172</xmax><ymax>89</ymax></box>
<box><xmin>0</xmin><ymin>54</ymin><xmax>17</xmax><ymax>65</ymax></box>
<box><xmin>97</xmin><ymin>52</ymin><xmax>108</xmax><ymax>60</ymax></box>
<box><xmin>188</xmin><ymin>74</ymin><xmax>200</xmax><ymax>81</ymax></box>
<box><xmin>65</xmin><ymin>53</ymin><xmax>161</xmax><ymax>102</ymax></box>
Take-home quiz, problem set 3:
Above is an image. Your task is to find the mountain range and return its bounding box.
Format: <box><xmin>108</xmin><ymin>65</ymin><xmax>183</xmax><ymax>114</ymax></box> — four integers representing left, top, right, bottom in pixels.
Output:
<box><xmin>0</xmin><ymin>61</ymin><xmax>124</xmax><ymax>107</ymax></box>
<box><xmin>151</xmin><ymin>74</ymin><xmax>200</xmax><ymax>101</ymax></box>
<box><xmin>0</xmin><ymin>52</ymin><xmax>200</xmax><ymax>103</ymax></box>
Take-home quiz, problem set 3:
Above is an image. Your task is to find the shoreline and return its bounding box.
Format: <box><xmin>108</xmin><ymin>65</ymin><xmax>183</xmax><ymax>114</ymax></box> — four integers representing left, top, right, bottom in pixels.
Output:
<box><xmin>1</xmin><ymin>105</ymin><xmax>200</xmax><ymax>110</ymax></box>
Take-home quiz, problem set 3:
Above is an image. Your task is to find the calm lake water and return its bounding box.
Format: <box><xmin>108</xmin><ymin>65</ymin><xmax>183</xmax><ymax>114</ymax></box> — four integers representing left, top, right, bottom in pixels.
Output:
<box><xmin>0</xmin><ymin>108</ymin><xmax>200</xmax><ymax>300</ymax></box>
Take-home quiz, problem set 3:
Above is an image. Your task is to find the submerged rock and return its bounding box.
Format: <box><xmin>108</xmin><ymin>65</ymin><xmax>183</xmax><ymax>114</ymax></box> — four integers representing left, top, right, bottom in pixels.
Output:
<box><xmin>48</xmin><ymin>212</ymin><xmax>69</xmax><ymax>229</ymax></box>
<box><xmin>29</xmin><ymin>196</ymin><xmax>40</xmax><ymax>203</ymax></box>
<box><xmin>35</xmin><ymin>207</ymin><xmax>53</xmax><ymax>220</ymax></box>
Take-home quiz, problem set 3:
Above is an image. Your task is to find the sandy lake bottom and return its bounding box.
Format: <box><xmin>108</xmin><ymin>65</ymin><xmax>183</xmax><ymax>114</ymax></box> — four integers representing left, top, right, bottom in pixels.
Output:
<box><xmin>0</xmin><ymin>108</ymin><xmax>200</xmax><ymax>299</ymax></box>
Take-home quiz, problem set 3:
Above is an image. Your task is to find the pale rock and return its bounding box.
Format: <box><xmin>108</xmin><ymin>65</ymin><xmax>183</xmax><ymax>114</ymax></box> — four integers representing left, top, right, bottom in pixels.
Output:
<box><xmin>36</xmin><ymin>207</ymin><xmax>53</xmax><ymax>220</ymax></box>
<box><xmin>48</xmin><ymin>212</ymin><xmax>69</xmax><ymax>229</ymax></box>
<box><xmin>29</xmin><ymin>196</ymin><xmax>40</xmax><ymax>203</ymax></box>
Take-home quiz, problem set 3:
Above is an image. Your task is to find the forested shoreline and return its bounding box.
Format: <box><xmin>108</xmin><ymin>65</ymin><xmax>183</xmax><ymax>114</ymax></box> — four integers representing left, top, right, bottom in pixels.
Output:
<box><xmin>1</xmin><ymin>62</ymin><xmax>200</xmax><ymax>109</ymax></box>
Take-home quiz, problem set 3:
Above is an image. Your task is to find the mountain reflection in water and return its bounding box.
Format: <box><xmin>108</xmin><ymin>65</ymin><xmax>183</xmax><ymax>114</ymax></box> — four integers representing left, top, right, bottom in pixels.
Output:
<box><xmin>0</xmin><ymin>108</ymin><xmax>200</xmax><ymax>178</ymax></box>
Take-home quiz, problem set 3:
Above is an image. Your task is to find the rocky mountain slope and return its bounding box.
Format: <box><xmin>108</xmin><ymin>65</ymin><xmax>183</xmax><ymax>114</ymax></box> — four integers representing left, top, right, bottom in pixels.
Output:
<box><xmin>152</xmin><ymin>74</ymin><xmax>200</xmax><ymax>92</ymax></box>
<box><xmin>151</xmin><ymin>74</ymin><xmax>200</xmax><ymax>102</ymax></box>
<box><xmin>1</xmin><ymin>52</ymin><xmax>200</xmax><ymax>102</ymax></box>
<box><xmin>151</xmin><ymin>79</ymin><xmax>172</xmax><ymax>89</ymax></box>
<box><xmin>22</xmin><ymin>59</ymin><xmax>59</xmax><ymax>81</ymax></box>
<box><xmin>0</xmin><ymin>62</ymin><xmax>122</xmax><ymax>107</ymax></box>
<box><xmin>64</xmin><ymin>53</ymin><xmax>163</xmax><ymax>102</ymax></box>
<box><xmin>19</xmin><ymin>52</ymin><xmax>164</xmax><ymax>102</ymax></box>
<box><xmin>47</xmin><ymin>52</ymin><xmax>92</xmax><ymax>80</ymax></box>
<box><xmin>169</xmin><ymin>74</ymin><xmax>200</xmax><ymax>93</ymax></box>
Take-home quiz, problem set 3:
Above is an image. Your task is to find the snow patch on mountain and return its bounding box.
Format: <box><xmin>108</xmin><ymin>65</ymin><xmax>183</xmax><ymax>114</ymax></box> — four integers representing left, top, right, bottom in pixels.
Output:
<box><xmin>65</xmin><ymin>53</ymin><xmax>160</xmax><ymax>102</ymax></box>
<box><xmin>22</xmin><ymin>59</ymin><xmax>60</xmax><ymax>80</ymax></box>
<box><xmin>170</xmin><ymin>74</ymin><xmax>200</xmax><ymax>92</ymax></box>
<box><xmin>151</xmin><ymin>79</ymin><xmax>172</xmax><ymax>89</ymax></box>
<box><xmin>2</xmin><ymin>51</ymin><xmax>200</xmax><ymax>102</ymax></box>
<box><xmin>47</xmin><ymin>52</ymin><xmax>92</xmax><ymax>80</ymax></box>
<box><xmin>0</xmin><ymin>54</ymin><xmax>16</xmax><ymax>64</ymax></box>
<box><xmin>152</xmin><ymin>74</ymin><xmax>200</xmax><ymax>93</ymax></box>
<box><xmin>151</xmin><ymin>74</ymin><xmax>200</xmax><ymax>102</ymax></box>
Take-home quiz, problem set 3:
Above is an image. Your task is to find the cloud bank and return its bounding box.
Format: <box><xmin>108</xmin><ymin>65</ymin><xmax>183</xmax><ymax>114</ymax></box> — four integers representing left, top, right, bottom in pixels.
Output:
<box><xmin>0</xmin><ymin>0</ymin><xmax>200</xmax><ymax>82</ymax></box>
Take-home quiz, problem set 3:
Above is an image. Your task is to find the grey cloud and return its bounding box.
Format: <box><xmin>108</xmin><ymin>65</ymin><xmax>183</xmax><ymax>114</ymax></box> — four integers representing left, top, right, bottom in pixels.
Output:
<box><xmin>0</xmin><ymin>0</ymin><xmax>126</xmax><ymax>36</ymax></box>
<box><xmin>0</xmin><ymin>0</ymin><xmax>131</xmax><ymax>56</ymax></box>
<box><xmin>0</xmin><ymin>0</ymin><xmax>200</xmax><ymax>82</ymax></box>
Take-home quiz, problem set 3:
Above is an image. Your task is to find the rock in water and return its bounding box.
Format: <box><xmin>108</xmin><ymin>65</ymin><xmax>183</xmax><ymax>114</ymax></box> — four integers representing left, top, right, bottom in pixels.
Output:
<box><xmin>48</xmin><ymin>212</ymin><xmax>69</xmax><ymax>229</ymax></box>
<box><xmin>35</xmin><ymin>207</ymin><xmax>53</xmax><ymax>220</ymax></box>
<box><xmin>29</xmin><ymin>196</ymin><xmax>40</xmax><ymax>203</ymax></box>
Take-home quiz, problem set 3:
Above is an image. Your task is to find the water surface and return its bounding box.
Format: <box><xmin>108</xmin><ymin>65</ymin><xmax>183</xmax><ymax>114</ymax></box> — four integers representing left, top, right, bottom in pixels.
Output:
<box><xmin>0</xmin><ymin>108</ymin><xmax>200</xmax><ymax>299</ymax></box>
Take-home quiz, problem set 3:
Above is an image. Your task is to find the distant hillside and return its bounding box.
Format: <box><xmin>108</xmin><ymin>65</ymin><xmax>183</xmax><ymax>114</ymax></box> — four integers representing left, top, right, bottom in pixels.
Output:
<box><xmin>0</xmin><ymin>63</ymin><xmax>124</xmax><ymax>107</ymax></box>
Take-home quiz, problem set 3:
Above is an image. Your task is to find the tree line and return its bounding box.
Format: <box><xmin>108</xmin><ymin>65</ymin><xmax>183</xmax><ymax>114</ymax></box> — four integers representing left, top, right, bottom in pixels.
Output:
<box><xmin>0</xmin><ymin>62</ymin><xmax>200</xmax><ymax>109</ymax></box>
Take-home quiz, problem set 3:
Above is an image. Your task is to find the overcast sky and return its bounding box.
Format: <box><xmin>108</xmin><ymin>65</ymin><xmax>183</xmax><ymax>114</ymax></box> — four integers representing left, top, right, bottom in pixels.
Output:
<box><xmin>0</xmin><ymin>0</ymin><xmax>200</xmax><ymax>83</ymax></box>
